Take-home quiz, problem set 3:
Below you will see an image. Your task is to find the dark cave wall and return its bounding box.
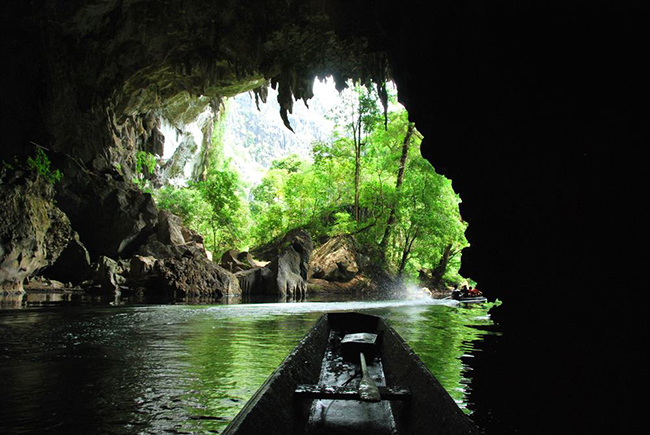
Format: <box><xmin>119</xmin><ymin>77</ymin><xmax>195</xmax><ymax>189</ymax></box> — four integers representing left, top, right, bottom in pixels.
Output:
<box><xmin>1</xmin><ymin>1</ymin><xmax>50</xmax><ymax>162</ymax></box>
<box><xmin>381</xmin><ymin>2</ymin><xmax>642</xmax><ymax>433</ymax></box>
<box><xmin>1</xmin><ymin>0</ymin><xmax>643</xmax><ymax>433</ymax></box>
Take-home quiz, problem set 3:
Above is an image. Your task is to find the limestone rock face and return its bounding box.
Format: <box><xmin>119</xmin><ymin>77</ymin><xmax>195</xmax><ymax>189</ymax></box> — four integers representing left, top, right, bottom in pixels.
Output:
<box><xmin>54</xmin><ymin>161</ymin><xmax>158</xmax><ymax>260</ymax></box>
<box><xmin>0</xmin><ymin>172</ymin><xmax>72</xmax><ymax>293</ymax></box>
<box><xmin>220</xmin><ymin>250</ymin><xmax>260</xmax><ymax>272</ymax></box>
<box><xmin>91</xmin><ymin>256</ymin><xmax>126</xmax><ymax>294</ymax></box>
<box><xmin>157</xmin><ymin>210</ymin><xmax>186</xmax><ymax>246</ymax></box>
<box><xmin>1</xmin><ymin>1</ymin><xmax>389</xmax><ymax>301</ymax></box>
<box><xmin>42</xmin><ymin>231</ymin><xmax>92</xmax><ymax>284</ymax></box>
<box><xmin>238</xmin><ymin>230</ymin><xmax>313</xmax><ymax>298</ymax></box>
<box><xmin>309</xmin><ymin>236</ymin><xmax>359</xmax><ymax>282</ymax></box>
<box><xmin>266</xmin><ymin>238</ymin><xmax>312</xmax><ymax>298</ymax></box>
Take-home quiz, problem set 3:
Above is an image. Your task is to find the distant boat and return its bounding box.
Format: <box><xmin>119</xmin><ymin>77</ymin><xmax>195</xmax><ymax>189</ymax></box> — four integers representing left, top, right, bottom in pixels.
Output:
<box><xmin>450</xmin><ymin>290</ymin><xmax>487</xmax><ymax>304</ymax></box>
<box><xmin>455</xmin><ymin>296</ymin><xmax>488</xmax><ymax>304</ymax></box>
<box><xmin>223</xmin><ymin>312</ymin><xmax>480</xmax><ymax>435</ymax></box>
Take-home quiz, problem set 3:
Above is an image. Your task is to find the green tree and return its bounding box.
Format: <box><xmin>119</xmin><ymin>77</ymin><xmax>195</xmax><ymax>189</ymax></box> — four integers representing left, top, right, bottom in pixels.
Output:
<box><xmin>378</xmin><ymin>121</ymin><xmax>415</xmax><ymax>255</ymax></box>
<box><xmin>155</xmin><ymin>185</ymin><xmax>207</xmax><ymax>230</ymax></box>
<box><xmin>23</xmin><ymin>147</ymin><xmax>63</xmax><ymax>184</ymax></box>
<box><xmin>193</xmin><ymin>168</ymin><xmax>247</xmax><ymax>254</ymax></box>
<box><xmin>391</xmin><ymin>157</ymin><xmax>468</xmax><ymax>279</ymax></box>
<box><xmin>330</xmin><ymin>83</ymin><xmax>381</xmax><ymax>222</ymax></box>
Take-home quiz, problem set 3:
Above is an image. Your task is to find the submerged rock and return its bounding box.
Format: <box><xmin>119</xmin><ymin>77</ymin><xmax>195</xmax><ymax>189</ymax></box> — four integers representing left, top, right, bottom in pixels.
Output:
<box><xmin>0</xmin><ymin>172</ymin><xmax>72</xmax><ymax>294</ymax></box>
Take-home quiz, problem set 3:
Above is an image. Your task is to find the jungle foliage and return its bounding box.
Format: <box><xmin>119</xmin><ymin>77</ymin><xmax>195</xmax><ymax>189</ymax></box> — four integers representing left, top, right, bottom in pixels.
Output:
<box><xmin>154</xmin><ymin>83</ymin><xmax>469</xmax><ymax>284</ymax></box>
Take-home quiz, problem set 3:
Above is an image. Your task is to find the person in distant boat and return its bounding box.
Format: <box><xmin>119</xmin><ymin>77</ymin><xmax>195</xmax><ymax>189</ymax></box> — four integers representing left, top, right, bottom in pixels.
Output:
<box><xmin>452</xmin><ymin>285</ymin><xmax>482</xmax><ymax>300</ymax></box>
<box><xmin>452</xmin><ymin>285</ymin><xmax>469</xmax><ymax>300</ymax></box>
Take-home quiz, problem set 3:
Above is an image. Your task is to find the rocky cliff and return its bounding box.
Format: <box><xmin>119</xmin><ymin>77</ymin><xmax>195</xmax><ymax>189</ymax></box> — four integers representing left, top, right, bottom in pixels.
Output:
<box><xmin>0</xmin><ymin>170</ymin><xmax>72</xmax><ymax>294</ymax></box>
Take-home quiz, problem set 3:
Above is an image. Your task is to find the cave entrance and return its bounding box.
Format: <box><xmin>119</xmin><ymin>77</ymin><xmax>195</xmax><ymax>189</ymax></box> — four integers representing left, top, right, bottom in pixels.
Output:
<box><xmin>147</xmin><ymin>76</ymin><xmax>471</xmax><ymax>292</ymax></box>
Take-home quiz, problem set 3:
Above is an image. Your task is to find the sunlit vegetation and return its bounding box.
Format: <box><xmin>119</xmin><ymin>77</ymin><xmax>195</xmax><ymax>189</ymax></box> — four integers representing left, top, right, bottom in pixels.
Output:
<box><xmin>1</xmin><ymin>147</ymin><xmax>63</xmax><ymax>184</ymax></box>
<box><xmin>154</xmin><ymin>82</ymin><xmax>469</xmax><ymax>284</ymax></box>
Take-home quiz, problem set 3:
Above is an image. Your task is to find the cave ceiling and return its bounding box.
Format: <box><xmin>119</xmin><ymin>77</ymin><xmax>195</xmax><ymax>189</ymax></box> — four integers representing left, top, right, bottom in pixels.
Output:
<box><xmin>40</xmin><ymin>0</ymin><xmax>391</xmax><ymax>155</ymax></box>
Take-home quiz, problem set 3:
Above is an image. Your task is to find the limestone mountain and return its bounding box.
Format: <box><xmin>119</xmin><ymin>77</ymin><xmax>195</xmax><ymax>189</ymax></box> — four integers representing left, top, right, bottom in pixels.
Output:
<box><xmin>159</xmin><ymin>79</ymin><xmax>338</xmax><ymax>189</ymax></box>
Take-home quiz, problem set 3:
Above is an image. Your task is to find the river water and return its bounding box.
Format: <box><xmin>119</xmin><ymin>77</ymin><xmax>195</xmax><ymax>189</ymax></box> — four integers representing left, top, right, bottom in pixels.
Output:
<box><xmin>0</xmin><ymin>296</ymin><xmax>499</xmax><ymax>434</ymax></box>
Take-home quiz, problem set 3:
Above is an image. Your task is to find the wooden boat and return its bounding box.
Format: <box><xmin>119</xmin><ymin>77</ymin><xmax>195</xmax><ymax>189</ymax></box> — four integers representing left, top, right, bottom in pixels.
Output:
<box><xmin>223</xmin><ymin>312</ymin><xmax>481</xmax><ymax>435</ymax></box>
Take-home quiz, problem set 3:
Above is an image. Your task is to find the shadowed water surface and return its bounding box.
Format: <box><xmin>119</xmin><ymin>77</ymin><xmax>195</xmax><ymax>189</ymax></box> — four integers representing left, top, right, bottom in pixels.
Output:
<box><xmin>0</xmin><ymin>298</ymin><xmax>498</xmax><ymax>434</ymax></box>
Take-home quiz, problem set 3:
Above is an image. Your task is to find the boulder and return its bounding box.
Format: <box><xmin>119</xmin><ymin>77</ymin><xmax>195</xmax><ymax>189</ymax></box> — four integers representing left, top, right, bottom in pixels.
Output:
<box><xmin>1</xmin><ymin>171</ymin><xmax>72</xmax><ymax>294</ymax></box>
<box><xmin>129</xmin><ymin>255</ymin><xmax>157</xmax><ymax>281</ymax></box>
<box><xmin>155</xmin><ymin>251</ymin><xmax>240</xmax><ymax>297</ymax></box>
<box><xmin>134</xmin><ymin>239</ymin><xmax>239</xmax><ymax>298</ymax></box>
<box><xmin>237</xmin><ymin>230</ymin><xmax>313</xmax><ymax>298</ymax></box>
<box><xmin>220</xmin><ymin>249</ymin><xmax>258</xmax><ymax>272</ymax></box>
<box><xmin>309</xmin><ymin>236</ymin><xmax>359</xmax><ymax>282</ymax></box>
<box><xmin>180</xmin><ymin>226</ymin><xmax>204</xmax><ymax>245</ymax></box>
<box><xmin>136</xmin><ymin>238</ymin><xmax>176</xmax><ymax>259</ymax></box>
<box><xmin>157</xmin><ymin>210</ymin><xmax>185</xmax><ymax>246</ymax></box>
<box><xmin>220</xmin><ymin>249</ymin><xmax>244</xmax><ymax>272</ymax></box>
<box><xmin>91</xmin><ymin>256</ymin><xmax>126</xmax><ymax>293</ymax></box>
<box><xmin>307</xmin><ymin>276</ymin><xmax>371</xmax><ymax>294</ymax></box>
<box><xmin>307</xmin><ymin>236</ymin><xmax>404</xmax><ymax>297</ymax></box>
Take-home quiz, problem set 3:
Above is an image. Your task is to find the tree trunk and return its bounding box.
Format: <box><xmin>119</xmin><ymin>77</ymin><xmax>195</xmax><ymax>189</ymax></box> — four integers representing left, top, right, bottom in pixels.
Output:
<box><xmin>379</xmin><ymin>122</ymin><xmax>415</xmax><ymax>253</ymax></box>
<box><xmin>354</xmin><ymin>139</ymin><xmax>361</xmax><ymax>222</ymax></box>
<box><xmin>353</xmin><ymin>117</ymin><xmax>362</xmax><ymax>222</ymax></box>
<box><xmin>431</xmin><ymin>243</ymin><xmax>453</xmax><ymax>288</ymax></box>
<box><xmin>398</xmin><ymin>226</ymin><xmax>418</xmax><ymax>277</ymax></box>
<box><xmin>211</xmin><ymin>221</ymin><xmax>218</xmax><ymax>255</ymax></box>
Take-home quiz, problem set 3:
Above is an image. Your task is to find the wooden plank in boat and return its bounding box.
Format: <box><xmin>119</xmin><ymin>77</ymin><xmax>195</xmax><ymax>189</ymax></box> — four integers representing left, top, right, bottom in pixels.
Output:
<box><xmin>305</xmin><ymin>329</ymin><xmax>398</xmax><ymax>435</ymax></box>
<box><xmin>295</xmin><ymin>384</ymin><xmax>411</xmax><ymax>400</ymax></box>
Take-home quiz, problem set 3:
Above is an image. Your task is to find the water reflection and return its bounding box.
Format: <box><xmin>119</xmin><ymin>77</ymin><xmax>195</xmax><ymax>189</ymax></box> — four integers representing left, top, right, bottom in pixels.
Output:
<box><xmin>0</xmin><ymin>291</ymin><xmax>124</xmax><ymax>309</ymax></box>
<box><xmin>0</xmin><ymin>299</ymin><xmax>498</xmax><ymax>434</ymax></box>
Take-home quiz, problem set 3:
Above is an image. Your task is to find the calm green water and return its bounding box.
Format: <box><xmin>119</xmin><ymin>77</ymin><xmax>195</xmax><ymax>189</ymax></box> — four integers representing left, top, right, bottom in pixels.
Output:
<box><xmin>0</xmin><ymin>298</ymin><xmax>498</xmax><ymax>434</ymax></box>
